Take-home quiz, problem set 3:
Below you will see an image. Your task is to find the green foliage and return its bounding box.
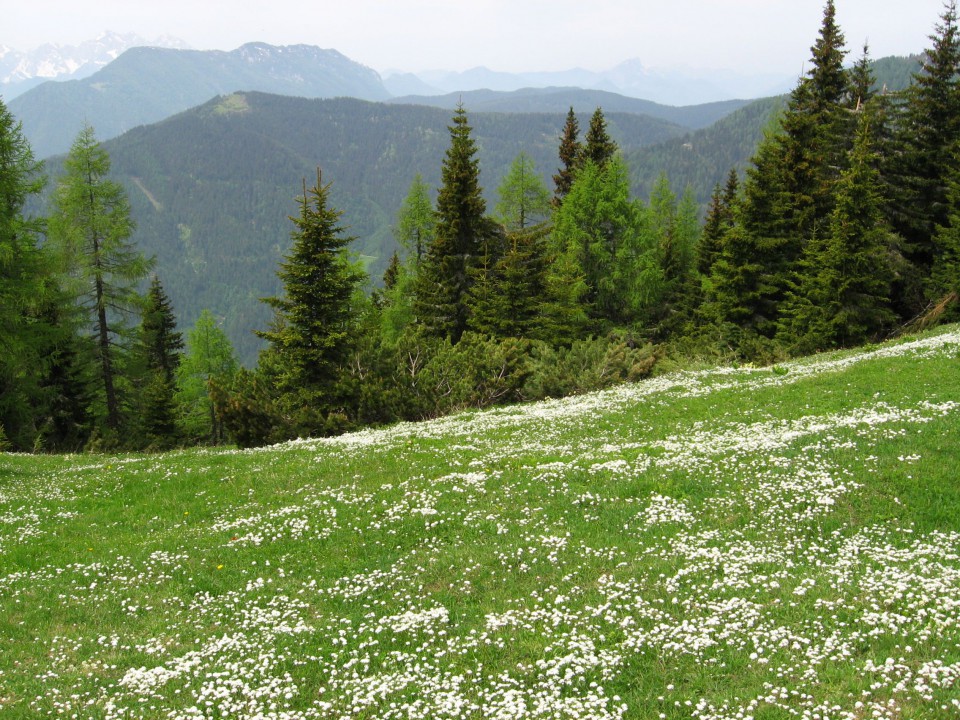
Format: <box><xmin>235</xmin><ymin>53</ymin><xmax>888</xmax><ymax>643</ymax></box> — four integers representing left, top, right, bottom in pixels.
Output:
<box><xmin>887</xmin><ymin>0</ymin><xmax>960</xmax><ymax>303</ymax></box>
<box><xmin>209</xmin><ymin>367</ymin><xmax>286</xmax><ymax>449</ymax></box>
<box><xmin>175</xmin><ymin>309</ymin><xmax>239</xmax><ymax>445</ymax></box>
<box><xmin>552</xmin><ymin>107</ymin><xmax>581</xmax><ymax>206</ymax></box>
<box><xmin>778</xmin><ymin>107</ymin><xmax>896</xmax><ymax>353</ymax></box>
<box><xmin>48</xmin><ymin>123</ymin><xmax>152</xmax><ymax>437</ymax></box>
<box><xmin>551</xmin><ymin>157</ymin><xmax>660</xmax><ymax>327</ymax></box>
<box><xmin>582</xmin><ymin>107</ymin><xmax>618</xmax><ymax>169</ymax></box>
<box><xmin>257</xmin><ymin>169</ymin><xmax>364</xmax><ymax>402</ymax></box>
<box><xmin>0</xmin><ymin>97</ymin><xmax>54</xmax><ymax>450</ymax></box>
<box><xmin>133</xmin><ymin>276</ymin><xmax>185</xmax><ymax>449</ymax></box>
<box><xmin>414</xmin><ymin>104</ymin><xmax>498</xmax><ymax>342</ymax></box>
<box><xmin>394</xmin><ymin>173</ymin><xmax>435</xmax><ymax>264</ymax></box>
<box><xmin>494</xmin><ymin>152</ymin><xmax>551</xmax><ymax>232</ymax></box>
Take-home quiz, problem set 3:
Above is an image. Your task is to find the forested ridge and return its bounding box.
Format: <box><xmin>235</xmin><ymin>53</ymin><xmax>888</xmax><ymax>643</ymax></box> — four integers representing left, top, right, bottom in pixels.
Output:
<box><xmin>2</xmin><ymin>1</ymin><xmax>958</xmax><ymax>452</ymax></box>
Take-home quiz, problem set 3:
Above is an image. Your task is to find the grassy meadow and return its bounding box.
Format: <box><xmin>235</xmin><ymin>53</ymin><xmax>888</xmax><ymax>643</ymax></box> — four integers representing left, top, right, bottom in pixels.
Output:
<box><xmin>1</xmin><ymin>326</ymin><xmax>960</xmax><ymax>719</ymax></box>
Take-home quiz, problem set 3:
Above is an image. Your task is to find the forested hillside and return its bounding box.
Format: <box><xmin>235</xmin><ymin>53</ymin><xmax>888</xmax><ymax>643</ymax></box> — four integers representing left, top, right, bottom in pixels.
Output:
<box><xmin>387</xmin><ymin>87</ymin><xmax>751</xmax><ymax>130</ymax></box>
<box><xmin>8</xmin><ymin>43</ymin><xmax>390</xmax><ymax>157</ymax></box>
<box><xmin>2</xmin><ymin>1</ymin><xmax>956</xmax><ymax>455</ymax></box>
<box><xmin>63</xmin><ymin>93</ymin><xmax>688</xmax><ymax>363</ymax></box>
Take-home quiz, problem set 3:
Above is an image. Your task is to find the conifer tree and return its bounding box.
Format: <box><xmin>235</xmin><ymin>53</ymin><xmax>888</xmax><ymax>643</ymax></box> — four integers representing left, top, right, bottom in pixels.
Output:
<box><xmin>175</xmin><ymin>309</ymin><xmax>238</xmax><ymax>444</ymax></box>
<box><xmin>778</xmin><ymin>108</ymin><xmax>895</xmax><ymax>353</ymax></box>
<box><xmin>582</xmin><ymin>107</ymin><xmax>618</xmax><ymax>170</ymax></box>
<box><xmin>887</xmin><ymin>0</ymin><xmax>960</xmax><ymax>302</ymax></box>
<box><xmin>495</xmin><ymin>151</ymin><xmax>551</xmax><ymax>232</ymax></box>
<box><xmin>48</xmin><ymin>124</ymin><xmax>152</xmax><ymax>438</ymax></box>
<box><xmin>552</xmin><ymin>107</ymin><xmax>582</xmax><ymax>207</ymax></box>
<box><xmin>467</xmin><ymin>225</ymin><xmax>550</xmax><ymax>339</ymax></box>
<box><xmin>698</xmin><ymin>169</ymin><xmax>739</xmax><ymax>279</ymax></box>
<box><xmin>0</xmin><ymin>98</ymin><xmax>54</xmax><ymax>449</ymax></box>
<box><xmin>134</xmin><ymin>276</ymin><xmax>184</xmax><ymax>446</ymax></box>
<box><xmin>551</xmin><ymin>156</ymin><xmax>656</xmax><ymax>327</ymax></box>
<box><xmin>414</xmin><ymin>104</ymin><xmax>498</xmax><ymax>342</ymax></box>
<box><xmin>258</xmin><ymin>168</ymin><xmax>364</xmax><ymax>400</ymax></box>
<box><xmin>395</xmin><ymin>174</ymin><xmax>435</xmax><ymax>264</ymax></box>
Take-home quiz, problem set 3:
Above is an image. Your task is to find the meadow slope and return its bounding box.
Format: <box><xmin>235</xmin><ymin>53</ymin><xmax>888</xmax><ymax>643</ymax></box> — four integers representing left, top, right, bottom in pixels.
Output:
<box><xmin>1</xmin><ymin>327</ymin><xmax>960</xmax><ymax>719</ymax></box>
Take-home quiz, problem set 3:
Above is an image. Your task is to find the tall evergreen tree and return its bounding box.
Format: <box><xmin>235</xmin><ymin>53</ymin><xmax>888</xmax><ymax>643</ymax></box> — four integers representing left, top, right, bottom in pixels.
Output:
<box><xmin>887</xmin><ymin>0</ymin><xmax>960</xmax><ymax>304</ymax></box>
<box><xmin>48</xmin><ymin>124</ymin><xmax>151</xmax><ymax>438</ymax></box>
<box><xmin>134</xmin><ymin>275</ymin><xmax>184</xmax><ymax>446</ymax></box>
<box><xmin>552</xmin><ymin>107</ymin><xmax>582</xmax><ymax>207</ymax></box>
<box><xmin>778</xmin><ymin>107</ymin><xmax>895</xmax><ymax>353</ymax></box>
<box><xmin>0</xmin><ymin>98</ymin><xmax>53</xmax><ymax>449</ymax></box>
<box><xmin>414</xmin><ymin>104</ymin><xmax>498</xmax><ymax>342</ymax></box>
<box><xmin>258</xmin><ymin>168</ymin><xmax>364</xmax><ymax>398</ymax></box>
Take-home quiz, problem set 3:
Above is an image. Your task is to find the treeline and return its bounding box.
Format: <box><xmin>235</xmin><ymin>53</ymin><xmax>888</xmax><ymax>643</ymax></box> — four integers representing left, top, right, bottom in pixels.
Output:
<box><xmin>2</xmin><ymin>0</ymin><xmax>958</xmax><ymax>451</ymax></box>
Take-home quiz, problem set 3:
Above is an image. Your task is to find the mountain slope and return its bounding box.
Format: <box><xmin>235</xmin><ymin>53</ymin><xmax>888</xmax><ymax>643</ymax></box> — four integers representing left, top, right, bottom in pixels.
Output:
<box><xmin>2</xmin><ymin>325</ymin><xmax>959</xmax><ymax>717</ymax></box>
<box><xmin>8</xmin><ymin>43</ymin><xmax>390</xmax><ymax>157</ymax></box>
<box><xmin>87</xmin><ymin>92</ymin><xmax>686</xmax><ymax>363</ymax></box>
<box><xmin>388</xmin><ymin>87</ymin><xmax>751</xmax><ymax>130</ymax></box>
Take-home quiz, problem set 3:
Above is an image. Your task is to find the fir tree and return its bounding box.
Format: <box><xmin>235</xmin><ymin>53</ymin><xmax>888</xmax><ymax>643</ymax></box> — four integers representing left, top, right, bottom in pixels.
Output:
<box><xmin>552</xmin><ymin>107</ymin><xmax>582</xmax><ymax>207</ymax></box>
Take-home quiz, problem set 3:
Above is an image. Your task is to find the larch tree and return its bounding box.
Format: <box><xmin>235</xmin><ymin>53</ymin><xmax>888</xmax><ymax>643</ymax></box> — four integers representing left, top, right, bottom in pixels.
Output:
<box><xmin>495</xmin><ymin>151</ymin><xmax>552</xmax><ymax>232</ymax></box>
<box><xmin>175</xmin><ymin>309</ymin><xmax>238</xmax><ymax>444</ymax></box>
<box><xmin>48</xmin><ymin>124</ymin><xmax>152</xmax><ymax>437</ymax></box>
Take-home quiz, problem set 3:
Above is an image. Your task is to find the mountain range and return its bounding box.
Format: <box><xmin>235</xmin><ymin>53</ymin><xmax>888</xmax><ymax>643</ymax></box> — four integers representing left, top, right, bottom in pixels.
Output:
<box><xmin>0</xmin><ymin>31</ymin><xmax>188</xmax><ymax>98</ymax></box>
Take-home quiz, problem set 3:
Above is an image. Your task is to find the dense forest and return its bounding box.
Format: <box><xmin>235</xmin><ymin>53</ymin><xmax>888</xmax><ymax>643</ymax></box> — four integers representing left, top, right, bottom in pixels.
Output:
<box><xmin>2</xmin><ymin>0</ymin><xmax>958</xmax><ymax>452</ymax></box>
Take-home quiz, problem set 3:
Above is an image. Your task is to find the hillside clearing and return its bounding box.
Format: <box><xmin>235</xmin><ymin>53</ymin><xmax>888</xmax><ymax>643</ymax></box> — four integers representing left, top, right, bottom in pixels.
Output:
<box><xmin>1</xmin><ymin>326</ymin><xmax>959</xmax><ymax>719</ymax></box>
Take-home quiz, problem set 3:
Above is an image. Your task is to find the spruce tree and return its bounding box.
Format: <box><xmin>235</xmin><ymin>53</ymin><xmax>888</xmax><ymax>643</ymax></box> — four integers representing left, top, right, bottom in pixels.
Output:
<box><xmin>258</xmin><ymin>168</ymin><xmax>364</xmax><ymax>399</ymax></box>
<box><xmin>48</xmin><ymin>124</ymin><xmax>152</xmax><ymax>439</ymax></box>
<box><xmin>0</xmin><ymin>97</ymin><xmax>51</xmax><ymax>449</ymax></box>
<box><xmin>414</xmin><ymin>104</ymin><xmax>497</xmax><ymax>342</ymax></box>
<box><xmin>888</xmin><ymin>0</ymin><xmax>960</xmax><ymax>304</ymax></box>
<box><xmin>552</xmin><ymin>107</ymin><xmax>582</xmax><ymax>207</ymax></box>
<box><xmin>778</xmin><ymin>108</ymin><xmax>895</xmax><ymax>353</ymax></box>
<box><xmin>135</xmin><ymin>276</ymin><xmax>184</xmax><ymax>446</ymax></box>
<box><xmin>582</xmin><ymin>107</ymin><xmax>617</xmax><ymax>170</ymax></box>
<box><xmin>467</xmin><ymin>225</ymin><xmax>550</xmax><ymax>339</ymax></box>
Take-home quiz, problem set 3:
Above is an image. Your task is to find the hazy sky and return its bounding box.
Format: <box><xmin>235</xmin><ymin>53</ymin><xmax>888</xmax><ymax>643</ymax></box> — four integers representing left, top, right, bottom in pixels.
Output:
<box><xmin>6</xmin><ymin>0</ymin><xmax>950</xmax><ymax>75</ymax></box>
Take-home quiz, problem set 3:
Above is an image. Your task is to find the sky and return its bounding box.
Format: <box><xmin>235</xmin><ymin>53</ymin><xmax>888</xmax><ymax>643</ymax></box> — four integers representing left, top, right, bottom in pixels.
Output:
<box><xmin>5</xmin><ymin>0</ymin><xmax>951</xmax><ymax>76</ymax></box>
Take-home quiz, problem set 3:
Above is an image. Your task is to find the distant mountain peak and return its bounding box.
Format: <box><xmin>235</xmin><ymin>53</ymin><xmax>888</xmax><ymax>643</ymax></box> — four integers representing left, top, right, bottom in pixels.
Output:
<box><xmin>0</xmin><ymin>32</ymin><xmax>190</xmax><ymax>86</ymax></box>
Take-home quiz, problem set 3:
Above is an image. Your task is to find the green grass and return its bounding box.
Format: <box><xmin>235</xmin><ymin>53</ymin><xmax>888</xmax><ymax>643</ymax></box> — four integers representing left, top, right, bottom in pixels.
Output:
<box><xmin>1</xmin><ymin>326</ymin><xmax>960</xmax><ymax>718</ymax></box>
